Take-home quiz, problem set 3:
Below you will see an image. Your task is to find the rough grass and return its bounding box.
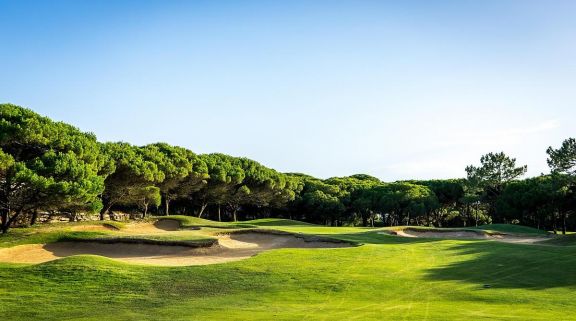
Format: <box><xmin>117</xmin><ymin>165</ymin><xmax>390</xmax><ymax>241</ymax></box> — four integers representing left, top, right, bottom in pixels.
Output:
<box><xmin>1</xmin><ymin>219</ymin><xmax>575</xmax><ymax>320</ymax></box>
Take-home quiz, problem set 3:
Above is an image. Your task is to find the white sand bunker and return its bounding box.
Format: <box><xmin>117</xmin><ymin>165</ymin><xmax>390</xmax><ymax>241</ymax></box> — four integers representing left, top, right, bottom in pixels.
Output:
<box><xmin>383</xmin><ymin>229</ymin><xmax>548</xmax><ymax>244</ymax></box>
<box><xmin>0</xmin><ymin>232</ymin><xmax>349</xmax><ymax>266</ymax></box>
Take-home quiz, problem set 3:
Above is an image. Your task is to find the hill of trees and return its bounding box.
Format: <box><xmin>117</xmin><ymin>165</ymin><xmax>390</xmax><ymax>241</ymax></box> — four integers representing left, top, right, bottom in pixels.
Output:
<box><xmin>1</xmin><ymin>104</ymin><xmax>574</xmax><ymax>233</ymax></box>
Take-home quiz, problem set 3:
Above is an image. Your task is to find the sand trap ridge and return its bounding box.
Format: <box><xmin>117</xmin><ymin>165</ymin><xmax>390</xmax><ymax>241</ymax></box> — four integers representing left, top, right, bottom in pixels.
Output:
<box><xmin>0</xmin><ymin>232</ymin><xmax>349</xmax><ymax>266</ymax></box>
<box><xmin>383</xmin><ymin>229</ymin><xmax>549</xmax><ymax>244</ymax></box>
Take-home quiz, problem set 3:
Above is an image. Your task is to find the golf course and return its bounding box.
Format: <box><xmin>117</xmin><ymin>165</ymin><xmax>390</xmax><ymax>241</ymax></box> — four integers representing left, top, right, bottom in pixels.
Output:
<box><xmin>1</xmin><ymin>217</ymin><xmax>575</xmax><ymax>320</ymax></box>
<box><xmin>3</xmin><ymin>1</ymin><xmax>576</xmax><ymax>319</ymax></box>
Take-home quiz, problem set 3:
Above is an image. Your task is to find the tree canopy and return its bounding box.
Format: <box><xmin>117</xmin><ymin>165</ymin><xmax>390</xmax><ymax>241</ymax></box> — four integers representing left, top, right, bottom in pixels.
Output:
<box><xmin>0</xmin><ymin>104</ymin><xmax>575</xmax><ymax>233</ymax></box>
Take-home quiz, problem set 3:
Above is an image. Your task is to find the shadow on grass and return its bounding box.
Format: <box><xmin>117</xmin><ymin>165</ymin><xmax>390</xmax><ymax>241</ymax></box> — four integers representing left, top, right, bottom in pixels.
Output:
<box><xmin>422</xmin><ymin>241</ymin><xmax>576</xmax><ymax>290</ymax></box>
<box><xmin>317</xmin><ymin>230</ymin><xmax>576</xmax><ymax>290</ymax></box>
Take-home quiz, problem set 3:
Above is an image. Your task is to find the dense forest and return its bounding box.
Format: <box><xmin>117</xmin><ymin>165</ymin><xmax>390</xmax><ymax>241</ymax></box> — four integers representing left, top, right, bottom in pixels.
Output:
<box><xmin>1</xmin><ymin>104</ymin><xmax>574</xmax><ymax>233</ymax></box>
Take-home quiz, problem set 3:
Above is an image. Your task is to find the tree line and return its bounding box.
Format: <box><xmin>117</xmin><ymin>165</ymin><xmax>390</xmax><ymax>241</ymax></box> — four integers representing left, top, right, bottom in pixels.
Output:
<box><xmin>1</xmin><ymin>104</ymin><xmax>574</xmax><ymax>233</ymax></box>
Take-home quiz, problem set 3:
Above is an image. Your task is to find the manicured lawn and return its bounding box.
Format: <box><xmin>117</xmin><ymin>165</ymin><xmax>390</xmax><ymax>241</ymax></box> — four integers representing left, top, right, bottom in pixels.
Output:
<box><xmin>1</xmin><ymin>221</ymin><xmax>575</xmax><ymax>320</ymax></box>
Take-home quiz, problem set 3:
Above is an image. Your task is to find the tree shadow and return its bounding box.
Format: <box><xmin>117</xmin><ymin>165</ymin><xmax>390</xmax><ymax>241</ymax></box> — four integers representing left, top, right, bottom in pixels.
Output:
<box><xmin>423</xmin><ymin>241</ymin><xmax>576</xmax><ymax>289</ymax></box>
<box><xmin>317</xmin><ymin>230</ymin><xmax>576</xmax><ymax>290</ymax></box>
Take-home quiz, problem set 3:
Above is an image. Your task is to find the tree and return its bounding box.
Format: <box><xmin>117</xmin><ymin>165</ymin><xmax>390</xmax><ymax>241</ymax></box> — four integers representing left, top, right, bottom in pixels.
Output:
<box><xmin>327</xmin><ymin>176</ymin><xmax>381</xmax><ymax>226</ymax></box>
<box><xmin>465</xmin><ymin>152</ymin><xmax>527</xmax><ymax>222</ymax></box>
<box><xmin>547</xmin><ymin>138</ymin><xmax>576</xmax><ymax>233</ymax></box>
<box><xmin>407</xmin><ymin>179</ymin><xmax>464</xmax><ymax>226</ymax></box>
<box><xmin>288</xmin><ymin>176</ymin><xmax>345</xmax><ymax>225</ymax></box>
<box><xmin>141</xmin><ymin>143</ymin><xmax>208</xmax><ymax>215</ymax></box>
<box><xmin>99</xmin><ymin>142</ymin><xmax>164</xmax><ymax>220</ymax></box>
<box><xmin>0</xmin><ymin>104</ymin><xmax>106</xmax><ymax>233</ymax></box>
<box><xmin>497</xmin><ymin>175</ymin><xmax>574</xmax><ymax>233</ymax></box>
<box><xmin>192</xmin><ymin>154</ymin><xmax>245</xmax><ymax>220</ymax></box>
<box><xmin>547</xmin><ymin>138</ymin><xmax>576</xmax><ymax>175</ymax></box>
<box><xmin>120</xmin><ymin>186</ymin><xmax>161</xmax><ymax>217</ymax></box>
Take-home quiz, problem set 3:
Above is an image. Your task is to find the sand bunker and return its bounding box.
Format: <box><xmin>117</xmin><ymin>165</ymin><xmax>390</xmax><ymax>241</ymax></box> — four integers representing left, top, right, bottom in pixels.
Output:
<box><xmin>384</xmin><ymin>229</ymin><xmax>548</xmax><ymax>244</ymax></box>
<box><xmin>0</xmin><ymin>232</ymin><xmax>349</xmax><ymax>266</ymax></box>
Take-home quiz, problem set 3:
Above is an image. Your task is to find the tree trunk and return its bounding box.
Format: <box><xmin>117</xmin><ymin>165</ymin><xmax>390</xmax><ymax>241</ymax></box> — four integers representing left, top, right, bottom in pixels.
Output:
<box><xmin>474</xmin><ymin>204</ymin><xmax>479</xmax><ymax>227</ymax></box>
<box><xmin>100</xmin><ymin>203</ymin><xmax>113</xmax><ymax>221</ymax></box>
<box><xmin>0</xmin><ymin>209</ymin><xmax>9</xmax><ymax>234</ymax></box>
<box><xmin>143</xmin><ymin>201</ymin><xmax>149</xmax><ymax>218</ymax></box>
<box><xmin>361</xmin><ymin>212</ymin><xmax>368</xmax><ymax>227</ymax></box>
<box><xmin>562</xmin><ymin>212</ymin><xmax>567</xmax><ymax>235</ymax></box>
<box><xmin>233</xmin><ymin>209</ymin><xmax>237</xmax><ymax>222</ymax></box>
<box><xmin>164</xmin><ymin>197</ymin><xmax>171</xmax><ymax>216</ymax></box>
<box><xmin>30</xmin><ymin>209</ymin><xmax>38</xmax><ymax>225</ymax></box>
<box><xmin>198</xmin><ymin>203</ymin><xmax>208</xmax><ymax>218</ymax></box>
<box><xmin>217</xmin><ymin>205</ymin><xmax>221</xmax><ymax>222</ymax></box>
<box><xmin>2</xmin><ymin>209</ymin><xmax>22</xmax><ymax>234</ymax></box>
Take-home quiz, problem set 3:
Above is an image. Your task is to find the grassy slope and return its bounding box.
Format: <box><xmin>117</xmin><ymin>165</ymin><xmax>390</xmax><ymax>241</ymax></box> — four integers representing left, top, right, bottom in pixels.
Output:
<box><xmin>157</xmin><ymin>215</ymin><xmax>253</xmax><ymax>228</ymax></box>
<box><xmin>242</xmin><ymin>218</ymin><xmax>315</xmax><ymax>226</ymax></box>
<box><xmin>1</xmin><ymin>220</ymin><xmax>575</xmax><ymax>320</ymax></box>
<box><xmin>0</xmin><ymin>221</ymin><xmax>214</xmax><ymax>248</ymax></box>
<box><xmin>541</xmin><ymin>234</ymin><xmax>576</xmax><ymax>246</ymax></box>
<box><xmin>160</xmin><ymin>216</ymin><xmax>314</xmax><ymax>229</ymax></box>
<box><xmin>474</xmin><ymin>224</ymin><xmax>550</xmax><ymax>235</ymax></box>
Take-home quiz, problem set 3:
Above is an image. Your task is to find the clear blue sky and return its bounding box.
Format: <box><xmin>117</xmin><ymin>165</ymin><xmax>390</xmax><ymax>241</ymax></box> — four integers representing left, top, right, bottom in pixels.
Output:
<box><xmin>1</xmin><ymin>0</ymin><xmax>575</xmax><ymax>181</ymax></box>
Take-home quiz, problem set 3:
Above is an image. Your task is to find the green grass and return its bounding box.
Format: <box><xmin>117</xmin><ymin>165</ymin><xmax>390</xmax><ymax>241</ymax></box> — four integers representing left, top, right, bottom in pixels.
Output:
<box><xmin>541</xmin><ymin>234</ymin><xmax>576</xmax><ymax>246</ymax></box>
<box><xmin>0</xmin><ymin>229</ymin><xmax>111</xmax><ymax>248</ymax></box>
<box><xmin>1</xmin><ymin>220</ymin><xmax>575</xmax><ymax>320</ymax></box>
<box><xmin>157</xmin><ymin>215</ymin><xmax>254</xmax><ymax>228</ymax></box>
<box><xmin>62</xmin><ymin>232</ymin><xmax>216</xmax><ymax>247</ymax></box>
<box><xmin>0</xmin><ymin>220</ymin><xmax>214</xmax><ymax>248</ymax></box>
<box><xmin>241</xmin><ymin>218</ymin><xmax>315</xmax><ymax>226</ymax></box>
<box><xmin>474</xmin><ymin>224</ymin><xmax>550</xmax><ymax>235</ymax></box>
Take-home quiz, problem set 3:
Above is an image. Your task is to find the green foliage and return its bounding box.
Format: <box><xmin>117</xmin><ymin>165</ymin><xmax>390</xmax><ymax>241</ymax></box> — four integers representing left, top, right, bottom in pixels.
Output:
<box><xmin>1</xmin><ymin>105</ymin><xmax>575</xmax><ymax>233</ymax></box>
<box><xmin>120</xmin><ymin>186</ymin><xmax>162</xmax><ymax>216</ymax></box>
<box><xmin>141</xmin><ymin>143</ymin><xmax>208</xmax><ymax>215</ymax></box>
<box><xmin>547</xmin><ymin>137</ymin><xmax>576</xmax><ymax>175</ymax></box>
<box><xmin>465</xmin><ymin>152</ymin><xmax>528</xmax><ymax>223</ymax></box>
<box><xmin>99</xmin><ymin>142</ymin><xmax>164</xmax><ymax>218</ymax></box>
<box><xmin>0</xmin><ymin>104</ymin><xmax>106</xmax><ymax>232</ymax></box>
<box><xmin>466</xmin><ymin>152</ymin><xmax>528</xmax><ymax>189</ymax></box>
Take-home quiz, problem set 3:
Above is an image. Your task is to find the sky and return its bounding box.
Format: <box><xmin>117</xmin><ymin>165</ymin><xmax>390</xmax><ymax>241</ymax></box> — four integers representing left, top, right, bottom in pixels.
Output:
<box><xmin>1</xmin><ymin>0</ymin><xmax>575</xmax><ymax>181</ymax></box>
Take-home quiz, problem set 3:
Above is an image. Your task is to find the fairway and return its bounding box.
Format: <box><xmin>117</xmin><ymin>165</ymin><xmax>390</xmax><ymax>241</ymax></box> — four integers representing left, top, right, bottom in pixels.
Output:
<box><xmin>1</xmin><ymin>218</ymin><xmax>575</xmax><ymax>321</ymax></box>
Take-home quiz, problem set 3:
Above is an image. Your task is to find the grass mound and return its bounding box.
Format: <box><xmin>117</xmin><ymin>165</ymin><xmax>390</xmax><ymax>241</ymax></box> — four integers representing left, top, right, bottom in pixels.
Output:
<box><xmin>156</xmin><ymin>215</ymin><xmax>251</xmax><ymax>229</ymax></box>
<box><xmin>0</xmin><ymin>230</ymin><xmax>111</xmax><ymax>248</ymax></box>
<box><xmin>474</xmin><ymin>224</ymin><xmax>549</xmax><ymax>235</ymax></box>
<box><xmin>540</xmin><ymin>234</ymin><xmax>576</xmax><ymax>246</ymax></box>
<box><xmin>60</xmin><ymin>233</ymin><xmax>216</xmax><ymax>247</ymax></box>
<box><xmin>242</xmin><ymin>218</ymin><xmax>316</xmax><ymax>226</ymax></box>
